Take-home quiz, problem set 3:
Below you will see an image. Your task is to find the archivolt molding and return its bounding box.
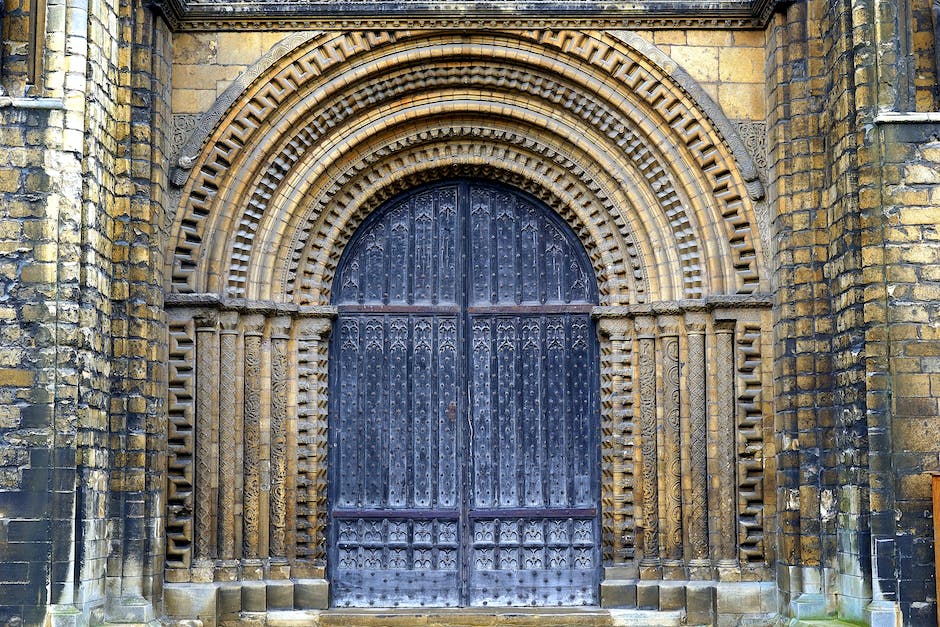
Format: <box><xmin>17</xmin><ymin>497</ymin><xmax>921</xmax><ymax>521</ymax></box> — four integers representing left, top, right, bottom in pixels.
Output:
<box><xmin>168</xmin><ymin>29</ymin><xmax>769</xmax><ymax>306</ymax></box>
<box><xmin>268</xmin><ymin>126</ymin><xmax>656</xmax><ymax>306</ymax></box>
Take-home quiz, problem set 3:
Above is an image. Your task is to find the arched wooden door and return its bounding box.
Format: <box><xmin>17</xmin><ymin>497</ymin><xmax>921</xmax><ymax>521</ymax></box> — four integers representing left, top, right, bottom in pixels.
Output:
<box><xmin>329</xmin><ymin>180</ymin><xmax>600</xmax><ymax>607</ymax></box>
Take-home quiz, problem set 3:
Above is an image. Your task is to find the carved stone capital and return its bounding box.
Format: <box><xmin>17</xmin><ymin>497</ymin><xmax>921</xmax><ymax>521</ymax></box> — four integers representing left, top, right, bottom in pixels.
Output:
<box><xmin>714</xmin><ymin>319</ymin><xmax>736</xmax><ymax>335</ymax></box>
<box><xmin>270</xmin><ymin>315</ymin><xmax>292</xmax><ymax>340</ymax></box>
<box><xmin>684</xmin><ymin>311</ymin><xmax>708</xmax><ymax>334</ymax></box>
<box><xmin>193</xmin><ymin>309</ymin><xmax>218</xmax><ymax>330</ymax></box>
<box><xmin>657</xmin><ymin>314</ymin><xmax>681</xmax><ymax>337</ymax></box>
<box><xmin>596</xmin><ymin>315</ymin><xmax>633</xmax><ymax>340</ymax></box>
<box><xmin>633</xmin><ymin>315</ymin><xmax>657</xmax><ymax>339</ymax></box>
<box><xmin>219</xmin><ymin>310</ymin><xmax>240</xmax><ymax>333</ymax></box>
<box><xmin>296</xmin><ymin>315</ymin><xmax>334</xmax><ymax>341</ymax></box>
<box><xmin>241</xmin><ymin>313</ymin><xmax>266</xmax><ymax>336</ymax></box>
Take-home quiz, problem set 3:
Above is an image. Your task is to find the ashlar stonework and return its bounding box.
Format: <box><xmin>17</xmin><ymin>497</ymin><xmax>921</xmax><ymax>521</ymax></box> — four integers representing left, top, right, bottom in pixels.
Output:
<box><xmin>0</xmin><ymin>0</ymin><xmax>938</xmax><ymax>625</ymax></box>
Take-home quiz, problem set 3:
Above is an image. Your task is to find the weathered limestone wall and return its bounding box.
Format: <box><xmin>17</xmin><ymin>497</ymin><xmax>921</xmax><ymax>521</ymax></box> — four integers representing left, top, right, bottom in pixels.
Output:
<box><xmin>169</xmin><ymin>29</ymin><xmax>767</xmax><ymax>123</ymax></box>
<box><xmin>2</xmin><ymin>0</ymin><xmax>940</xmax><ymax>622</ymax></box>
<box><xmin>768</xmin><ymin>0</ymin><xmax>940</xmax><ymax>622</ymax></box>
<box><xmin>0</xmin><ymin>0</ymin><xmax>171</xmax><ymax>624</ymax></box>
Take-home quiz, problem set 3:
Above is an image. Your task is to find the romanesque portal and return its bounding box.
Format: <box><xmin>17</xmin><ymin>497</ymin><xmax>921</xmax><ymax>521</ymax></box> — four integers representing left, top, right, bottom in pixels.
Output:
<box><xmin>162</xmin><ymin>29</ymin><xmax>774</xmax><ymax>619</ymax></box>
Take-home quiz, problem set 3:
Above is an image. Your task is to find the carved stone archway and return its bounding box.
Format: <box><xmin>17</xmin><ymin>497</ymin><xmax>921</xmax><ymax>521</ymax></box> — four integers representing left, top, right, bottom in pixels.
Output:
<box><xmin>162</xmin><ymin>28</ymin><xmax>776</xmax><ymax>622</ymax></box>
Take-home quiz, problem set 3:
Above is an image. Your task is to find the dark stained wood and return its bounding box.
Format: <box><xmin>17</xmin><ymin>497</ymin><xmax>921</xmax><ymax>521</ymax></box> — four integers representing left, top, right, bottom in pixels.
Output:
<box><xmin>329</xmin><ymin>180</ymin><xmax>599</xmax><ymax>608</ymax></box>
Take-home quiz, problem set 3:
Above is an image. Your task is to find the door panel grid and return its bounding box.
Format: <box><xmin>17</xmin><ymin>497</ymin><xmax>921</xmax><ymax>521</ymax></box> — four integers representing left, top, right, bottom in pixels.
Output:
<box><xmin>329</xmin><ymin>181</ymin><xmax>600</xmax><ymax>607</ymax></box>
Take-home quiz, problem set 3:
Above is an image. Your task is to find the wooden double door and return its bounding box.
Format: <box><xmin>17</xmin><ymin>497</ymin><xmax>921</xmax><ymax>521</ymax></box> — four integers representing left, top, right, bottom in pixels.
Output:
<box><xmin>329</xmin><ymin>180</ymin><xmax>600</xmax><ymax>607</ymax></box>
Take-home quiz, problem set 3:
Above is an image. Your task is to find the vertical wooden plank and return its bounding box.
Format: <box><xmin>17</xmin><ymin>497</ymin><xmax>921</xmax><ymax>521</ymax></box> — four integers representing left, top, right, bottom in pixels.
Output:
<box><xmin>437</xmin><ymin>188</ymin><xmax>458</xmax><ymax>304</ymax></box>
<box><xmin>470</xmin><ymin>186</ymin><xmax>494</xmax><ymax>304</ymax></box>
<box><xmin>413</xmin><ymin>318</ymin><xmax>433</xmax><ymax>507</ymax></box>
<box><xmin>438</xmin><ymin>318</ymin><xmax>458</xmax><ymax>507</ymax></box>
<box><xmin>496</xmin><ymin>318</ymin><xmax>518</xmax><ymax>507</ymax></box>
<box><xmin>363</xmin><ymin>318</ymin><xmax>386</xmax><ymax>506</ymax></box>
<box><xmin>472</xmin><ymin>318</ymin><xmax>494</xmax><ymax>508</ymax></box>
<box><xmin>570</xmin><ymin>316</ymin><xmax>593</xmax><ymax>507</ymax></box>
<box><xmin>337</xmin><ymin>319</ymin><xmax>360</xmax><ymax>509</ymax></box>
<box><xmin>545</xmin><ymin>226</ymin><xmax>565</xmax><ymax>303</ymax></box>
<box><xmin>414</xmin><ymin>192</ymin><xmax>433</xmax><ymax>302</ymax></box>
<box><xmin>388</xmin><ymin>206</ymin><xmax>409</xmax><ymax>304</ymax></box>
<box><xmin>521</xmin><ymin>318</ymin><xmax>542</xmax><ymax>507</ymax></box>
<box><xmin>387</xmin><ymin>318</ymin><xmax>408</xmax><ymax>507</ymax></box>
<box><xmin>495</xmin><ymin>194</ymin><xmax>516</xmax><ymax>303</ymax></box>
<box><xmin>520</xmin><ymin>205</ymin><xmax>540</xmax><ymax>303</ymax></box>
<box><xmin>546</xmin><ymin>318</ymin><xmax>568</xmax><ymax>506</ymax></box>
<box><xmin>363</xmin><ymin>223</ymin><xmax>385</xmax><ymax>303</ymax></box>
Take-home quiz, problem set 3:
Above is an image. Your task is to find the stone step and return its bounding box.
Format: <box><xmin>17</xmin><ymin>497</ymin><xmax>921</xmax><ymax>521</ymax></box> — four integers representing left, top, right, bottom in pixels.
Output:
<box><xmin>265</xmin><ymin>608</ymin><xmax>686</xmax><ymax>627</ymax></box>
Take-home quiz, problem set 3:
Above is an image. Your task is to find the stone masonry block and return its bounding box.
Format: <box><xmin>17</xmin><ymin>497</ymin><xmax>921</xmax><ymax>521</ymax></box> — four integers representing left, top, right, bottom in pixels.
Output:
<box><xmin>293</xmin><ymin>579</ymin><xmax>329</xmax><ymax>610</ymax></box>
<box><xmin>600</xmin><ymin>579</ymin><xmax>637</xmax><ymax>608</ymax></box>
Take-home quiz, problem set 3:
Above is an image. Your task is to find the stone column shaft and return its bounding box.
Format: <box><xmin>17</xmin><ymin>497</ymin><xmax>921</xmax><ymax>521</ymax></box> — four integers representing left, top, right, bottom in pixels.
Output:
<box><xmin>194</xmin><ymin>313</ymin><xmax>219</xmax><ymax>563</ymax></box>
<box><xmin>635</xmin><ymin>316</ymin><xmax>659</xmax><ymax>576</ymax></box>
<box><xmin>242</xmin><ymin>314</ymin><xmax>265</xmax><ymax>562</ymax></box>
<box><xmin>218</xmin><ymin>312</ymin><xmax>239</xmax><ymax>563</ymax></box>
<box><xmin>685</xmin><ymin>314</ymin><xmax>710</xmax><ymax>571</ymax></box>
<box><xmin>269</xmin><ymin>316</ymin><xmax>291</xmax><ymax>560</ymax></box>
<box><xmin>658</xmin><ymin>316</ymin><xmax>683</xmax><ymax>573</ymax></box>
<box><xmin>714</xmin><ymin>321</ymin><xmax>737</xmax><ymax>566</ymax></box>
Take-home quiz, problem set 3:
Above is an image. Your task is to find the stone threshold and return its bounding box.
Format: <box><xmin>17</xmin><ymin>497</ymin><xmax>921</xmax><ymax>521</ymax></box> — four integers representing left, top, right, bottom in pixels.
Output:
<box><xmin>254</xmin><ymin>608</ymin><xmax>686</xmax><ymax>627</ymax></box>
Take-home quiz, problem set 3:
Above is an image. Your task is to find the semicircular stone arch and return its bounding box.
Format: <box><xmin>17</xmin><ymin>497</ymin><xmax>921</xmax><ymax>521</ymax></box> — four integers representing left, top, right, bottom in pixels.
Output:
<box><xmin>168</xmin><ymin>29</ymin><xmax>769</xmax><ymax>306</ymax></box>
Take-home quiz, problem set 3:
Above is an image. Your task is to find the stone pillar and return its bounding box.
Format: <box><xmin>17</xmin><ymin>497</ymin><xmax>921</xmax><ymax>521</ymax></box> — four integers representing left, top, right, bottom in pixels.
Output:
<box><xmin>269</xmin><ymin>315</ymin><xmax>292</xmax><ymax>571</ymax></box>
<box><xmin>290</xmin><ymin>313</ymin><xmax>334</xmax><ymax>609</ymax></box>
<box><xmin>634</xmin><ymin>315</ymin><xmax>660</xmax><ymax>578</ymax></box>
<box><xmin>596</xmin><ymin>315</ymin><xmax>636</xmax><ymax>570</ymax></box>
<box><xmin>685</xmin><ymin>313</ymin><xmax>710</xmax><ymax>577</ymax></box>
<box><xmin>713</xmin><ymin>320</ymin><xmax>738</xmax><ymax>573</ymax></box>
<box><xmin>242</xmin><ymin>314</ymin><xmax>266</xmax><ymax>574</ymax></box>
<box><xmin>165</xmin><ymin>313</ymin><xmax>196</xmax><ymax>581</ymax></box>
<box><xmin>194</xmin><ymin>311</ymin><xmax>219</xmax><ymax>577</ymax></box>
<box><xmin>217</xmin><ymin>311</ymin><xmax>240</xmax><ymax>575</ymax></box>
<box><xmin>293</xmin><ymin>313</ymin><xmax>334</xmax><ymax>579</ymax></box>
<box><xmin>658</xmin><ymin>315</ymin><xmax>683</xmax><ymax>578</ymax></box>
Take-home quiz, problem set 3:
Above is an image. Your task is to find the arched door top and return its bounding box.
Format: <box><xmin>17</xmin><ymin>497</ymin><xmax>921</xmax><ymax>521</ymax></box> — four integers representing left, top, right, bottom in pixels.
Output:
<box><xmin>333</xmin><ymin>180</ymin><xmax>598</xmax><ymax>307</ymax></box>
